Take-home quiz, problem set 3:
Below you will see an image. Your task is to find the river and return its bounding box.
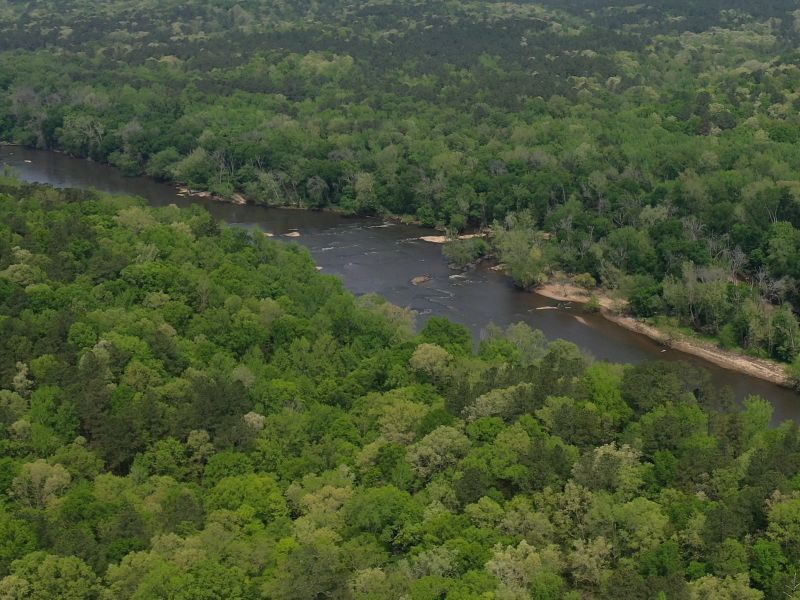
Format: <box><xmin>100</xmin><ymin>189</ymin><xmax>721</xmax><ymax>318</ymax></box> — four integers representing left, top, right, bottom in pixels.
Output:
<box><xmin>2</xmin><ymin>146</ymin><xmax>798</xmax><ymax>423</ymax></box>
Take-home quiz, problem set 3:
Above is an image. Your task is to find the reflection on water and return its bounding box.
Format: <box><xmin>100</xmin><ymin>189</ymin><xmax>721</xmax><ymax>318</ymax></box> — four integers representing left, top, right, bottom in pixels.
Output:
<box><xmin>2</xmin><ymin>145</ymin><xmax>799</xmax><ymax>423</ymax></box>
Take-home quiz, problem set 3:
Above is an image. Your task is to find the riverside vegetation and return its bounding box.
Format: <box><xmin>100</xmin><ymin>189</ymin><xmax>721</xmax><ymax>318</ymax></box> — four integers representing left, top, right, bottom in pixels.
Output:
<box><xmin>2</xmin><ymin>1</ymin><xmax>800</xmax><ymax>368</ymax></box>
<box><xmin>2</xmin><ymin>181</ymin><xmax>800</xmax><ymax>598</ymax></box>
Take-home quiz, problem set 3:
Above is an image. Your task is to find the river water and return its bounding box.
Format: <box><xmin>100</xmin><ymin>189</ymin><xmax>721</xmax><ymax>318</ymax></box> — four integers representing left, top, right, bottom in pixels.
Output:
<box><xmin>2</xmin><ymin>146</ymin><xmax>799</xmax><ymax>423</ymax></box>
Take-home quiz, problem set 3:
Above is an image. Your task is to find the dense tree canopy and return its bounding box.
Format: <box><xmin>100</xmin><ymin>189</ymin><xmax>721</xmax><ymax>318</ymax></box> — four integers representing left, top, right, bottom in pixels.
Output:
<box><xmin>2</xmin><ymin>0</ymin><xmax>800</xmax><ymax>363</ymax></box>
<box><xmin>0</xmin><ymin>180</ymin><xmax>798</xmax><ymax>598</ymax></box>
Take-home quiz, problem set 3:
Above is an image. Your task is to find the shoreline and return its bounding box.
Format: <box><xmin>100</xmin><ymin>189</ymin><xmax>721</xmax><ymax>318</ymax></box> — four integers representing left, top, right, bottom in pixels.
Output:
<box><xmin>0</xmin><ymin>142</ymin><xmax>477</xmax><ymax>235</ymax></box>
<box><xmin>1</xmin><ymin>144</ymin><xmax>795</xmax><ymax>390</ymax></box>
<box><xmin>534</xmin><ymin>281</ymin><xmax>792</xmax><ymax>388</ymax></box>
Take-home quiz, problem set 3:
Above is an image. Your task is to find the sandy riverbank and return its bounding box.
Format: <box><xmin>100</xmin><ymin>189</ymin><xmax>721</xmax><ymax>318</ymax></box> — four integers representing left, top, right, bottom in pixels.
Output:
<box><xmin>419</xmin><ymin>233</ymin><xmax>486</xmax><ymax>244</ymax></box>
<box><xmin>534</xmin><ymin>281</ymin><xmax>792</xmax><ymax>387</ymax></box>
<box><xmin>1</xmin><ymin>142</ymin><xmax>793</xmax><ymax>388</ymax></box>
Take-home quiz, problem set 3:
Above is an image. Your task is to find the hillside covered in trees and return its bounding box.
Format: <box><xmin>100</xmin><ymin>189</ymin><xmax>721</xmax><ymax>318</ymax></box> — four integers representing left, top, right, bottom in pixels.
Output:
<box><xmin>1</xmin><ymin>180</ymin><xmax>800</xmax><ymax>598</ymax></box>
<box><xmin>2</xmin><ymin>0</ymin><xmax>800</xmax><ymax>366</ymax></box>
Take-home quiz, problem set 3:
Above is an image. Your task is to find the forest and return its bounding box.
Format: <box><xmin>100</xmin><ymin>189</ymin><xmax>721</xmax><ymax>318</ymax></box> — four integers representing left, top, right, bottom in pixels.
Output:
<box><xmin>2</xmin><ymin>0</ymin><xmax>800</xmax><ymax>365</ymax></box>
<box><xmin>1</xmin><ymin>180</ymin><xmax>800</xmax><ymax>598</ymax></box>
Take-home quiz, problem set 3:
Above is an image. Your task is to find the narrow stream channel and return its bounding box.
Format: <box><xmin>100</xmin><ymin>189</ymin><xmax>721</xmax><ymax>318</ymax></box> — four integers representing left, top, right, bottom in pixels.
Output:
<box><xmin>2</xmin><ymin>146</ymin><xmax>798</xmax><ymax>423</ymax></box>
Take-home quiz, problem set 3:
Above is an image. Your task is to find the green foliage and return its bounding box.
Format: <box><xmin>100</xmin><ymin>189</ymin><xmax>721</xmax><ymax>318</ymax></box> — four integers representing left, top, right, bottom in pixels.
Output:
<box><xmin>1</xmin><ymin>551</ymin><xmax>100</xmax><ymax>599</ymax></box>
<box><xmin>442</xmin><ymin>238</ymin><xmax>489</xmax><ymax>269</ymax></box>
<box><xmin>573</xmin><ymin>273</ymin><xmax>596</xmax><ymax>290</ymax></box>
<box><xmin>788</xmin><ymin>354</ymin><xmax>800</xmax><ymax>389</ymax></box>
<box><xmin>582</xmin><ymin>294</ymin><xmax>601</xmax><ymax>314</ymax></box>
<box><xmin>491</xmin><ymin>211</ymin><xmax>551</xmax><ymax>288</ymax></box>
<box><xmin>420</xmin><ymin>317</ymin><xmax>472</xmax><ymax>356</ymax></box>
<box><xmin>1</xmin><ymin>0</ymin><xmax>800</xmax><ymax>360</ymax></box>
<box><xmin>0</xmin><ymin>156</ymin><xmax>793</xmax><ymax>597</ymax></box>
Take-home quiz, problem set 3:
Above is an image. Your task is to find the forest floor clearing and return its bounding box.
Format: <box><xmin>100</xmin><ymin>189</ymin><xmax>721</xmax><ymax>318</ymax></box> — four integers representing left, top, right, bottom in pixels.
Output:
<box><xmin>534</xmin><ymin>278</ymin><xmax>792</xmax><ymax>387</ymax></box>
